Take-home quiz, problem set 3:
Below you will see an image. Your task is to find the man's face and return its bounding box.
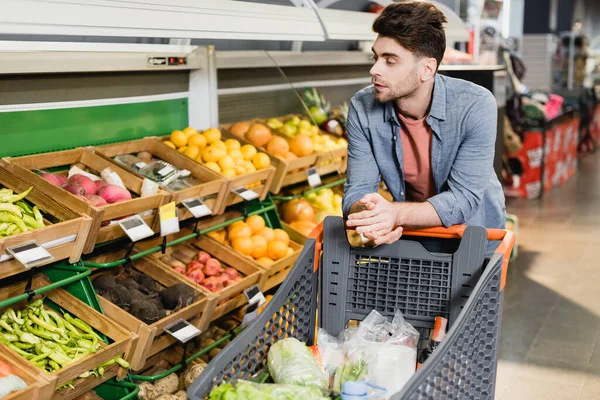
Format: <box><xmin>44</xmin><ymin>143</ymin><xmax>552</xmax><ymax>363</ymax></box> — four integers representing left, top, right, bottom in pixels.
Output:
<box><xmin>370</xmin><ymin>36</ymin><xmax>421</xmax><ymax>103</ymax></box>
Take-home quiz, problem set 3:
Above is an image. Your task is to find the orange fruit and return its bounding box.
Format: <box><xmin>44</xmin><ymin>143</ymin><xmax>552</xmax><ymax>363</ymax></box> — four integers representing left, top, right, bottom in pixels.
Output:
<box><xmin>287</xmin><ymin>247</ymin><xmax>295</xmax><ymax>256</ymax></box>
<box><xmin>205</xmin><ymin>162</ymin><xmax>221</xmax><ymax>173</ymax></box>
<box><xmin>221</xmin><ymin>168</ymin><xmax>236</xmax><ymax>178</ymax></box>
<box><xmin>183</xmin><ymin>127</ymin><xmax>199</xmax><ymax>138</ymax></box>
<box><xmin>163</xmin><ymin>141</ymin><xmax>176</xmax><ymax>149</ymax></box>
<box><xmin>252</xmin><ymin>153</ymin><xmax>271</xmax><ymax>170</ymax></box>
<box><xmin>250</xmin><ymin>235</ymin><xmax>268</xmax><ymax>259</ymax></box>
<box><xmin>203</xmin><ymin>128</ymin><xmax>222</xmax><ymax>144</ymax></box>
<box><xmin>178</xmin><ymin>146</ymin><xmax>188</xmax><ymax>153</ymax></box>
<box><xmin>256</xmin><ymin>257</ymin><xmax>275</xmax><ymax>268</ymax></box>
<box><xmin>229</xmin><ymin>122</ymin><xmax>250</xmax><ymax>137</ymax></box>
<box><xmin>218</xmin><ymin>156</ymin><xmax>236</xmax><ymax>170</ymax></box>
<box><xmin>246</xmin><ymin>215</ymin><xmax>266</xmax><ymax>234</ymax></box>
<box><xmin>228</xmin><ymin>223</ymin><xmax>252</xmax><ymax>241</ymax></box>
<box><xmin>207</xmin><ymin>231</ymin><xmax>223</xmax><ymax>243</ymax></box>
<box><xmin>202</xmin><ymin>145</ymin><xmax>227</xmax><ymax>163</ymax></box>
<box><xmin>184</xmin><ymin>145</ymin><xmax>200</xmax><ymax>159</ymax></box>
<box><xmin>290</xmin><ymin>134</ymin><xmax>315</xmax><ymax>157</ymax></box>
<box><xmin>228</xmin><ymin>149</ymin><xmax>244</xmax><ymax>163</ymax></box>
<box><xmin>273</xmin><ymin>229</ymin><xmax>290</xmax><ymax>246</ymax></box>
<box><xmin>242</xmin><ymin>161</ymin><xmax>256</xmax><ymax>173</ymax></box>
<box><xmin>188</xmin><ymin>133</ymin><xmax>207</xmax><ymax>149</ymax></box>
<box><xmin>213</xmin><ymin>140</ymin><xmax>227</xmax><ymax>150</ymax></box>
<box><xmin>232</xmin><ymin>237</ymin><xmax>253</xmax><ymax>256</ymax></box>
<box><xmin>256</xmin><ymin>227</ymin><xmax>275</xmax><ymax>242</ymax></box>
<box><xmin>241</xmin><ymin>145</ymin><xmax>257</xmax><ymax>161</ymax></box>
<box><xmin>170</xmin><ymin>130</ymin><xmax>188</xmax><ymax>148</ymax></box>
<box><xmin>266</xmin><ymin>136</ymin><xmax>290</xmax><ymax>156</ymax></box>
<box><xmin>234</xmin><ymin>165</ymin><xmax>247</xmax><ymax>176</ymax></box>
<box><xmin>246</xmin><ymin>124</ymin><xmax>272</xmax><ymax>147</ymax></box>
<box><xmin>268</xmin><ymin>240</ymin><xmax>288</xmax><ymax>260</ymax></box>
<box><xmin>225</xmin><ymin>139</ymin><xmax>241</xmax><ymax>151</ymax></box>
<box><xmin>228</xmin><ymin>221</ymin><xmax>245</xmax><ymax>231</ymax></box>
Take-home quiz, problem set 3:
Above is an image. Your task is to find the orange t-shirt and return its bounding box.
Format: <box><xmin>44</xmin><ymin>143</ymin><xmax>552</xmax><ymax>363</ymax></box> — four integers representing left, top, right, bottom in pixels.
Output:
<box><xmin>398</xmin><ymin>113</ymin><xmax>437</xmax><ymax>202</ymax></box>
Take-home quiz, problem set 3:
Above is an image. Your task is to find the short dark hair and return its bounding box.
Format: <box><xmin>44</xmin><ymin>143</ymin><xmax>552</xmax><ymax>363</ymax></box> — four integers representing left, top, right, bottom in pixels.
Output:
<box><xmin>373</xmin><ymin>2</ymin><xmax>447</xmax><ymax>69</ymax></box>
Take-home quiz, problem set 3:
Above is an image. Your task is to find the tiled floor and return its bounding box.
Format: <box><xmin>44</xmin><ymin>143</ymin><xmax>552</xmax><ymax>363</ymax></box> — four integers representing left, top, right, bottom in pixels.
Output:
<box><xmin>496</xmin><ymin>153</ymin><xmax>600</xmax><ymax>399</ymax></box>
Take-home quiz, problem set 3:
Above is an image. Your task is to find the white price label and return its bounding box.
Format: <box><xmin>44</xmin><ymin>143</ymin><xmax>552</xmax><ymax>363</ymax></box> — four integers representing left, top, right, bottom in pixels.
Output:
<box><xmin>7</xmin><ymin>241</ymin><xmax>54</xmax><ymax>269</ymax></box>
<box><xmin>158</xmin><ymin>165</ymin><xmax>175</xmax><ymax>176</ymax></box>
<box><xmin>164</xmin><ymin>319</ymin><xmax>201</xmax><ymax>343</ymax></box>
<box><xmin>182</xmin><ymin>197</ymin><xmax>212</xmax><ymax>219</ymax></box>
<box><xmin>233</xmin><ymin>188</ymin><xmax>259</xmax><ymax>201</ymax></box>
<box><xmin>244</xmin><ymin>285</ymin><xmax>266</xmax><ymax>306</ymax></box>
<box><xmin>118</xmin><ymin>215</ymin><xmax>155</xmax><ymax>242</ymax></box>
<box><xmin>241</xmin><ymin>302</ymin><xmax>260</xmax><ymax>327</ymax></box>
<box><xmin>306</xmin><ymin>166</ymin><xmax>322</xmax><ymax>188</ymax></box>
<box><xmin>134</xmin><ymin>162</ymin><xmax>147</xmax><ymax>169</ymax></box>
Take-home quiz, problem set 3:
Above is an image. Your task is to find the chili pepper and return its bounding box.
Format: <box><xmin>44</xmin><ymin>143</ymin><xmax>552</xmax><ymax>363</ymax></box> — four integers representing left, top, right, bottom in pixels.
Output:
<box><xmin>0</xmin><ymin>332</ymin><xmax>18</xmax><ymax>342</ymax></box>
<box><xmin>33</xmin><ymin>206</ymin><xmax>44</xmax><ymax>227</ymax></box>
<box><xmin>0</xmin><ymin>186</ymin><xmax>32</xmax><ymax>203</ymax></box>
<box><xmin>7</xmin><ymin>343</ymin><xmax>34</xmax><ymax>359</ymax></box>
<box><xmin>77</xmin><ymin>339</ymin><xmax>93</xmax><ymax>350</ymax></box>
<box><xmin>78</xmin><ymin>370</ymin><xmax>98</xmax><ymax>379</ymax></box>
<box><xmin>49</xmin><ymin>360</ymin><xmax>61</xmax><ymax>371</ymax></box>
<box><xmin>28</xmin><ymin>311</ymin><xmax>65</xmax><ymax>336</ymax></box>
<box><xmin>99</xmin><ymin>358</ymin><xmax>116</xmax><ymax>368</ymax></box>
<box><xmin>13</xmin><ymin>342</ymin><xmax>35</xmax><ymax>350</ymax></box>
<box><xmin>30</xmin><ymin>352</ymin><xmax>51</xmax><ymax>363</ymax></box>
<box><xmin>97</xmin><ymin>366</ymin><xmax>104</xmax><ymax>377</ymax></box>
<box><xmin>45</xmin><ymin>310</ymin><xmax>65</xmax><ymax>331</ymax></box>
<box><xmin>0</xmin><ymin>319</ymin><xmax>14</xmax><ymax>332</ymax></box>
<box><xmin>24</xmin><ymin>323</ymin><xmax>62</xmax><ymax>342</ymax></box>
<box><xmin>115</xmin><ymin>357</ymin><xmax>130</xmax><ymax>369</ymax></box>
<box><xmin>5</xmin><ymin>308</ymin><xmax>24</xmax><ymax>325</ymax></box>
<box><xmin>48</xmin><ymin>350</ymin><xmax>73</xmax><ymax>366</ymax></box>
<box><xmin>63</xmin><ymin>314</ymin><xmax>102</xmax><ymax>341</ymax></box>
<box><xmin>0</xmin><ymin>212</ymin><xmax>26</xmax><ymax>233</ymax></box>
<box><xmin>17</xmin><ymin>330</ymin><xmax>41</xmax><ymax>345</ymax></box>
<box><xmin>40</xmin><ymin>308</ymin><xmax>52</xmax><ymax>326</ymax></box>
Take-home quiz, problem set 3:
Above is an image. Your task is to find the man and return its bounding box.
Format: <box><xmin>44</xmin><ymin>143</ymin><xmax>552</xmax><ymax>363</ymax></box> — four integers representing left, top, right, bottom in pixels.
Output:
<box><xmin>343</xmin><ymin>1</ymin><xmax>506</xmax><ymax>251</ymax></box>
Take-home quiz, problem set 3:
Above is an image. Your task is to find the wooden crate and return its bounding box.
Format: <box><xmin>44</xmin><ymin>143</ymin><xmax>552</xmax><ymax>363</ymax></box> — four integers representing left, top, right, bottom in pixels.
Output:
<box><xmin>221</xmin><ymin>116</ymin><xmax>347</xmax><ymax>194</ymax></box>
<box><xmin>89</xmin><ymin>257</ymin><xmax>215</xmax><ymax>372</ymax></box>
<box><xmin>0</xmin><ymin>275</ymin><xmax>135</xmax><ymax>399</ymax></box>
<box><xmin>6</xmin><ymin>148</ymin><xmax>168</xmax><ymax>253</ymax></box>
<box><xmin>0</xmin><ymin>162</ymin><xmax>92</xmax><ymax>281</ymax></box>
<box><xmin>148</xmin><ymin>234</ymin><xmax>262</xmax><ymax>323</ymax></box>
<box><xmin>1</xmin><ymin>349</ymin><xmax>55</xmax><ymax>400</ymax></box>
<box><xmin>96</xmin><ymin>138</ymin><xmax>229</xmax><ymax>221</ymax></box>
<box><xmin>156</xmin><ymin>136</ymin><xmax>275</xmax><ymax>214</ymax></box>
<box><xmin>136</xmin><ymin>346</ymin><xmax>206</xmax><ymax>378</ymax></box>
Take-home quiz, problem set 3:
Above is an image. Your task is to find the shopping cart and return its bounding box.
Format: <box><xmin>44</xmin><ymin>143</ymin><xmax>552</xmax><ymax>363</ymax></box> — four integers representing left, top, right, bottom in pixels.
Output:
<box><xmin>188</xmin><ymin>216</ymin><xmax>515</xmax><ymax>399</ymax></box>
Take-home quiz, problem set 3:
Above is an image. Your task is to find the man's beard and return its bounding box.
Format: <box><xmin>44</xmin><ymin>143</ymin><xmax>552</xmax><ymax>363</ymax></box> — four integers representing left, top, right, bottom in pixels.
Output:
<box><xmin>373</xmin><ymin>69</ymin><xmax>419</xmax><ymax>103</ymax></box>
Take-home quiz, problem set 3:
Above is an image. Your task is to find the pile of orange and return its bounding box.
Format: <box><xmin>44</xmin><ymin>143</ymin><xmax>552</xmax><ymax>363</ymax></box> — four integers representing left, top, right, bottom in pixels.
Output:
<box><xmin>207</xmin><ymin>215</ymin><xmax>294</xmax><ymax>268</ymax></box>
<box><xmin>163</xmin><ymin>127</ymin><xmax>270</xmax><ymax>182</ymax></box>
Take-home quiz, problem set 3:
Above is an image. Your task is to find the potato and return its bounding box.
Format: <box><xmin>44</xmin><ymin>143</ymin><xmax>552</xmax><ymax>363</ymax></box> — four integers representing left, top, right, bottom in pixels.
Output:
<box><xmin>154</xmin><ymin>373</ymin><xmax>179</xmax><ymax>395</ymax></box>
<box><xmin>155</xmin><ymin>395</ymin><xmax>177</xmax><ymax>400</ymax></box>
<box><xmin>208</xmin><ymin>348</ymin><xmax>221</xmax><ymax>359</ymax></box>
<box><xmin>199</xmin><ymin>338</ymin><xmax>215</xmax><ymax>348</ymax></box>
<box><xmin>183</xmin><ymin>363</ymin><xmax>206</xmax><ymax>389</ymax></box>
<box><xmin>173</xmin><ymin>391</ymin><xmax>187</xmax><ymax>400</ymax></box>
<box><xmin>220</xmin><ymin>320</ymin><xmax>238</xmax><ymax>331</ymax></box>
<box><xmin>138</xmin><ymin>382</ymin><xmax>160</xmax><ymax>400</ymax></box>
<box><xmin>200</xmin><ymin>354</ymin><xmax>210</xmax><ymax>363</ymax></box>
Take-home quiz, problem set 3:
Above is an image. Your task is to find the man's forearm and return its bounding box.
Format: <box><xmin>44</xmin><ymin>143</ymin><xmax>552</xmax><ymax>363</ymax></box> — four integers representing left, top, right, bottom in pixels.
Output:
<box><xmin>392</xmin><ymin>201</ymin><xmax>442</xmax><ymax>228</ymax></box>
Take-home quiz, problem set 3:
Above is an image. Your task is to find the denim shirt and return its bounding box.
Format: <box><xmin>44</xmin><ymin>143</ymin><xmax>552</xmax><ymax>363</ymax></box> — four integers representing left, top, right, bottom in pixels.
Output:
<box><xmin>343</xmin><ymin>74</ymin><xmax>506</xmax><ymax>233</ymax></box>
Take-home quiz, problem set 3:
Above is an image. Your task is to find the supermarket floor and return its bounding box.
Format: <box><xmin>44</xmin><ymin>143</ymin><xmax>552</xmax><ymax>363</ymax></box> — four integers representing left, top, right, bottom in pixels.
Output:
<box><xmin>495</xmin><ymin>152</ymin><xmax>600</xmax><ymax>399</ymax></box>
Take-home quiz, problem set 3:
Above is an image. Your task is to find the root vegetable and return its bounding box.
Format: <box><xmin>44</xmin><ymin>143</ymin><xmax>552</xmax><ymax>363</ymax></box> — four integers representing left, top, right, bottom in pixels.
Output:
<box><xmin>39</xmin><ymin>171</ymin><xmax>64</xmax><ymax>187</ymax></box>
<box><xmin>224</xmin><ymin>267</ymin><xmax>239</xmax><ymax>280</ymax></box>
<box><xmin>196</xmin><ymin>251</ymin><xmax>211</xmax><ymax>264</ymax></box>
<box><xmin>172</xmin><ymin>265</ymin><xmax>185</xmax><ymax>275</ymax></box>
<box><xmin>201</xmin><ymin>277</ymin><xmax>223</xmax><ymax>293</ymax></box>
<box><xmin>216</xmin><ymin>275</ymin><xmax>229</xmax><ymax>284</ymax></box>
<box><xmin>173</xmin><ymin>391</ymin><xmax>187</xmax><ymax>400</ymax></box>
<box><xmin>186</xmin><ymin>260</ymin><xmax>204</xmax><ymax>273</ymax></box>
<box><xmin>130</xmin><ymin>299</ymin><xmax>160</xmax><ymax>324</ymax></box>
<box><xmin>64</xmin><ymin>182</ymin><xmax>86</xmax><ymax>196</ymax></box>
<box><xmin>183</xmin><ymin>363</ymin><xmax>206</xmax><ymax>389</ymax></box>
<box><xmin>97</xmin><ymin>184</ymin><xmax>132</xmax><ymax>204</ymax></box>
<box><xmin>208</xmin><ymin>348</ymin><xmax>221</xmax><ymax>359</ymax></box>
<box><xmin>138</xmin><ymin>382</ymin><xmax>160</xmax><ymax>400</ymax></box>
<box><xmin>135</xmin><ymin>274</ymin><xmax>158</xmax><ymax>295</ymax></box>
<box><xmin>202</xmin><ymin>259</ymin><xmax>222</xmax><ymax>277</ymax></box>
<box><xmin>155</xmin><ymin>395</ymin><xmax>177</xmax><ymax>400</ymax></box>
<box><xmin>186</xmin><ymin>269</ymin><xmax>205</xmax><ymax>284</ymax></box>
<box><xmin>160</xmin><ymin>283</ymin><xmax>195</xmax><ymax>310</ymax></box>
<box><xmin>222</xmin><ymin>279</ymin><xmax>236</xmax><ymax>288</ymax></box>
<box><xmin>95</xmin><ymin>180</ymin><xmax>107</xmax><ymax>192</ymax></box>
<box><xmin>154</xmin><ymin>373</ymin><xmax>179</xmax><ymax>395</ymax></box>
<box><xmin>85</xmin><ymin>195</ymin><xmax>108</xmax><ymax>207</ymax></box>
<box><xmin>69</xmin><ymin>174</ymin><xmax>97</xmax><ymax>195</ymax></box>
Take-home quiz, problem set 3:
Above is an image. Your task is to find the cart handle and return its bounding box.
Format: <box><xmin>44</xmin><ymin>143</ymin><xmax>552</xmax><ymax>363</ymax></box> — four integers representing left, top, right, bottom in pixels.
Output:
<box><xmin>308</xmin><ymin>221</ymin><xmax>515</xmax><ymax>291</ymax></box>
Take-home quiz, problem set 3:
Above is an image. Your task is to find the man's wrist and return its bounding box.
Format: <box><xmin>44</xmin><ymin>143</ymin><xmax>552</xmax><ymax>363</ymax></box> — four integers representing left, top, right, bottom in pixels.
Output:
<box><xmin>393</xmin><ymin>202</ymin><xmax>405</xmax><ymax>226</ymax></box>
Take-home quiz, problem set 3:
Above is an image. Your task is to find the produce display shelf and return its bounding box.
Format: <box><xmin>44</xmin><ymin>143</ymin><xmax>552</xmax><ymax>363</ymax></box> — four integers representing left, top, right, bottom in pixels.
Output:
<box><xmin>6</xmin><ymin>148</ymin><xmax>168</xmax><ymax>254</ymax></box>
<box><xmin>0</xmin><ymin>275</ymin><xmax>136</xmax><ymax>398</ymax></box>
<box><xmin>1</xmin><ymin>342</ymin><xmax>55</xmax><ymax>400</ymax></box>
<box><xmin>96</xmin><ymin>138</ymin><xmax>229</xmax><ymax>221</ymax></box>
<box><xmin>0</xmin><ymin>162</ymin><xmax>93</xmax><ymax>282</ymax></box>
<box><xmin>94</xmin><ymin>380</ymin><xmax>139</xmax><ymax>400</ymax></box>
<box><xmin>220</xmin><ymin>120</ymin><xmax>347</xmax><ymax>195</ymax></box>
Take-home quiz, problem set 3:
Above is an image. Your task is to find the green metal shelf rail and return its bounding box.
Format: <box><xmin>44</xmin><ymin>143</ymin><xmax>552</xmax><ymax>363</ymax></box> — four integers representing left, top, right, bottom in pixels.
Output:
<box><xmin>95</xmin><ymin>379</ymin><xmax>139</xmax><ymax>400</ymax></box>
<box><xmin>82</xmin><ymin>203</ymin><xmax>277</xmax><ymax>269</ymax></box>
<box><xmin>270</xmin><ymin>177</ymin><xmax>346</xmax><ymax>201</ymax></box>
<box><xmin>129</xmin><ymin>326</ymin><xmax>245</xmax><ymax>382</ymax></box>
<box><xmin>0</xmin><ymin>263</ymin><xmax>91</xmax><ymax>309</ymax></box>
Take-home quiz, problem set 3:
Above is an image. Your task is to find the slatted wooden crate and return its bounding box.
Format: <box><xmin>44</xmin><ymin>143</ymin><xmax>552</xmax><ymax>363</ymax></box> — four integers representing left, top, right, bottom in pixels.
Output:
<box><xmin>1</xmin><ymin>349</ymin><xmax>55</xmax><ymax>400</ymax></box>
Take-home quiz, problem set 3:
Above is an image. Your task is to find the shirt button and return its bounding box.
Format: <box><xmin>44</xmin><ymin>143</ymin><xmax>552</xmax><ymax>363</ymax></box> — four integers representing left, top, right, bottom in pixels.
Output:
<box><xmin>400</xmin><ymin>191</ymin><xmax>405</xmax><ymax>196</ymax></box>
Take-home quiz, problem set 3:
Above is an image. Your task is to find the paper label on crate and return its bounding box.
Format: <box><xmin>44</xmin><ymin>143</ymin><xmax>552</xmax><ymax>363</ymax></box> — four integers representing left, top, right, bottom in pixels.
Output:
<box><xmin>233</xmin><ymin>187</ymin><xmax>259</xmax><ymax>201</ymax></box>
<box><xmin>182</xmin><ymin>197</ymin><xmax>212</xmax><ymax>219</ymax></box>
<box><xmin>306</xmin><ymin>166</ymin><xmax>322</xmax><ymax>188</ymax></box>
<box><xmin>164</xmin><ymin>319</ymin><xmax>201</xmax><ymax>343</ymax></box>
<box><xmin>158</xmin><ymin>165</ymin><xmax>175</xmax><ymax>177</ymax></box>
<box><xmin>159</xmin><ymin>202</ymin><xmax>180</xmax><ymax>237</ymax></box>
<box><xmin>135</xmin><ymin>162</ymin><xmax>147</xmax><ymax>169</ymax></box>
<box><xmin>241</xmin><ymin>302</ymin><xmax>260</xmax><ymax>327</ymax></box>
<box><xmin>118</xmin><ymin>215</ymin><xmax>155</xmax><ymax>242</ymax></box>
<box><xmin>244</xmin><ymin>285</ymin><xmax>266</xmax><ymax>306</ymax></box>
<box><xmin>6</xmin><ymin>241</ymin><xmax>54</xmax><ymax>269</ymax></box>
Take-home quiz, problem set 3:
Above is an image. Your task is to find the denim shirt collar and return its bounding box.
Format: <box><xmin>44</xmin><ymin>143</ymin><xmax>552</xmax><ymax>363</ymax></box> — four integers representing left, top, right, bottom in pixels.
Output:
<box><xmin>382</xmin><ymin>73</ymin><xmax>447</xmax><ymax>126</ymax></box>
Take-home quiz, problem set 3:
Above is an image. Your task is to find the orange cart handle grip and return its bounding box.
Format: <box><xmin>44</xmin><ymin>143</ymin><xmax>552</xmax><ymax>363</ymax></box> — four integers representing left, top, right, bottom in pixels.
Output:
<box><xmin>308</xmin><ymin>221</ymin><xmax>516</xmax><ymax>290</ymax></box>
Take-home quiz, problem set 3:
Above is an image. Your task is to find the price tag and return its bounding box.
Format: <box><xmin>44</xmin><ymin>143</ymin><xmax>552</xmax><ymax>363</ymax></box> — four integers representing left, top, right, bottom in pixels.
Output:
<box><xmin>306</xmin><ymin>166</ymin><xmax>322</xmax><ymax>187</ymax></box>
<box><xmin>233</xmin><ymin>187</ymin><xmax>259</xmax><ymax>201</ymax></box>
<box><xmin>241</xmin><ymin>301</ymin><xmax>260</xmax><ymax>327</ymax></box>
<box><xmin>134</xmin><ymin>162</ymin><xmax>147</xmax><ymax>169</ymax></box>
<box><xmin>164</xmin><ymin>319</ymin><xmax>201</xmax><ymax>343</ymax></box>
<box><xmin>244</xmin><ymin>285</ymin><xmax>266</xmax><ymax>306</ymax></box>
<box><xmin>7</xmin><ymin>241</ymin><xmax>54</xmax><ymax>269</ymax></box>
<box><xmin>159</xmin><ymin>202</ymin><xmax>180</xmax><ymax>237</ymax></box>
<box><xmin>179</xmin><ymin>169</ymin><xmax>191</xmax><ymax>178</ymax></box>
<box><xmin>118</xmin><ymin>215</ymin><xmax>155</xmax><ymax>242</ymax></box>
<box><xmin>182</xmin><ymin>197</ymin><xmax>212</xmax><ymax>219</ymax></box>
<box><xmin>158</xmin><ymin>165</ymin><xmax>175</xmax><ymax>176</ymax></box>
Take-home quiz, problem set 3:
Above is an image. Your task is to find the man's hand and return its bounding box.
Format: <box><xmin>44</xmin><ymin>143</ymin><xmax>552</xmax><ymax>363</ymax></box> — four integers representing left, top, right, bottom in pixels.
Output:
<box><xmin>346</xmin><ymin>193</ymin><xmax>403</xmax><ymax>245</ymax></box>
